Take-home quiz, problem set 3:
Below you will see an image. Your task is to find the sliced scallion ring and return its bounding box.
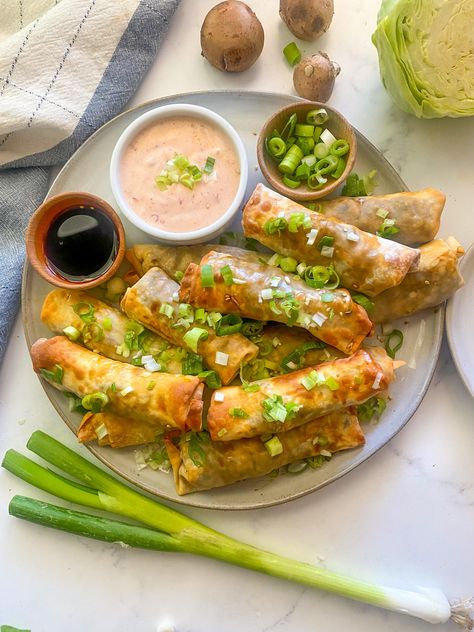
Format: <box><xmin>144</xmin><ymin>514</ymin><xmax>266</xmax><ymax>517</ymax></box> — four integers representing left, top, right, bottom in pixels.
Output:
<box><xmin>183</xmin><ymin>327</ymin><xmax>209</xmax><ymax>353</ymax></box>
<box><xmin>200</xmin><ymin>264</ymin><xmax>215</xmax><ymax>288</ymax></box>
<box><xmin>306</xmin><ymin>108</ymin><xmax>329</xmax><ymax>125</ymax></box>
<box><xmin>385</xmin><ymin>329</ymin><xmax>404</xmax><ymax>359</ymax></box>
<box><xmin>283</xmin><ymin>41</ymin><xmax>301</xmax><ymax>66</ymax></box>
<box><xmin>215</xmin><ymin>314</ymin><xmax>243</xmax><ymax>336</ymax></box>
<box><xmin>81</xmin><ymin>391</ymin><xmax>109</xmax><ymax>414</ymax></box>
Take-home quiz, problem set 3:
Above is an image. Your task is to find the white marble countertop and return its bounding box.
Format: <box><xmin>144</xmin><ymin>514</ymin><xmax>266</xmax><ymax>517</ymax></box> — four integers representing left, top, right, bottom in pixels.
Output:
<box><xmin>1</xmin><ymin>1</ymin><xmax>474</xmax><ymax>631</ymax></box>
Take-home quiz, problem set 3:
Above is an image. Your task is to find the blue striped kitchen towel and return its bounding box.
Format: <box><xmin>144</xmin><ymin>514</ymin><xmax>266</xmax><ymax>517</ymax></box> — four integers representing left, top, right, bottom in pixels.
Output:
<box><xmin>0</xmin><ymin>0</ymin><xmax>180</xmax><ymax>364</ymax></box>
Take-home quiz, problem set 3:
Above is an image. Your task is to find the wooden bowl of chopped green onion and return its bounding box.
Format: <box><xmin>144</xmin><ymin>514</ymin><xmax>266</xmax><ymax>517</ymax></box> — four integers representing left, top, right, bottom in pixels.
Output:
<box><xmin>257</xmin><ymin>101</ymin><xmax>357</xmax><ymax>201</ymax></box>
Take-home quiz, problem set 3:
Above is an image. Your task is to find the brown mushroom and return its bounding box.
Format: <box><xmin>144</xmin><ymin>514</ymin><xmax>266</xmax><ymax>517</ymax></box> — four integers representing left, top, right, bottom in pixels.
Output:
<box><xmin>279</xmin><ymin>0</ymin><xmax>334</xmax><ymax>41</ymax></box>
<box><xmin>293</xmin><ymin>52</ymin><xmax>340</xmax><ymax>102</ymax></box>
<box><xmin>200</xmin><ymin>1</ymin><xmax>264</xmax><ymax>73</ymax></box>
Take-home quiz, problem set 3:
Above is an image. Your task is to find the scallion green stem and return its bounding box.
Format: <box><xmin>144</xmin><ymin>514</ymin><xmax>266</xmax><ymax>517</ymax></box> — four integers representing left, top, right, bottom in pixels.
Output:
<box><xmin>1</xmin><ymin>433</ymin><xmax>460</xmax><ymax>627</ymax></box>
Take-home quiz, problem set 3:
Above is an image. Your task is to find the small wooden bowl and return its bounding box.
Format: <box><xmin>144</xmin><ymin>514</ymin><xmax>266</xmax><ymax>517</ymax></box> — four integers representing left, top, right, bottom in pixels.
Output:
<box><xmin>26</xmin><ymin>192</ymin><xmax>126</xmax><ymax>290</ymax></box>
<box><xmin>257</xmin><ymin>101</ymin><xmax>357</xmax><ymax>202</ymax></box>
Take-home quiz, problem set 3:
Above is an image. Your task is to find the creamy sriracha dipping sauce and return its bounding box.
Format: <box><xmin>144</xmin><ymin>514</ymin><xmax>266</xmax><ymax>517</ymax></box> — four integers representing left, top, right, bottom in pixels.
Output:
<box><xmin>120</xmin><ymin>115</ymin><xmax>241</xmax><ymax>233</ymax></box>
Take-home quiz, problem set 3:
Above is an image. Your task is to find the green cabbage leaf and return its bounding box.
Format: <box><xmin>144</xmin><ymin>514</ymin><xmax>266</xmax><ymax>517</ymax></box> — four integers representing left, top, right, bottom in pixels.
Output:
<box><xmin>372</xmin><ymin>0</ymin><xmax>474</xmax><ymax>118</ymax></box>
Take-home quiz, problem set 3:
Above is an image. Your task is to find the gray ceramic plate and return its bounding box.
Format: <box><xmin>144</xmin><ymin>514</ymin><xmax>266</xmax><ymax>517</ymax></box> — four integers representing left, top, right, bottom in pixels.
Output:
<box><xmin>22</xmin><ymin>91</ymin><xmax>443</xmax><ymax>510</ymax></box>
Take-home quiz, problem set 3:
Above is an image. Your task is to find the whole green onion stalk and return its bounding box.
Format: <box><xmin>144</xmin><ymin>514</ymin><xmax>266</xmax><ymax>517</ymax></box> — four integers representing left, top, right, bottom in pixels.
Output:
<box><xmin>2</xmin><ymin>432</ymin><xmax>473</xmax><ymax>629</ymax></box>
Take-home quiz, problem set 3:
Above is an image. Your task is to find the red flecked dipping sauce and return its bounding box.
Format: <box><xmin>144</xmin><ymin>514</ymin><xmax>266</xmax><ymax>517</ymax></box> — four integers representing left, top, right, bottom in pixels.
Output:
<box><xmin>120</xmin><ymin>115</ymin><xmax>241</xmax><ymax>233</ymax></box>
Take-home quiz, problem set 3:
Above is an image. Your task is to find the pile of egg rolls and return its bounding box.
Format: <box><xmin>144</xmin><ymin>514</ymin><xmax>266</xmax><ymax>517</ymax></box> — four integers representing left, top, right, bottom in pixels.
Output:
<box><xmin>30</xmin><ymin>182</ymin><xmax>463</xmax><ymax>495</ymax></box>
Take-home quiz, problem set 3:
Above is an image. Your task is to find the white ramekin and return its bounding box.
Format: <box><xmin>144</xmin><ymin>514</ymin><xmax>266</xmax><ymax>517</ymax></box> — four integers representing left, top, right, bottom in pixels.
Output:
<box><xmin>109</xmin><ymin>104</ymin><xmax>248</xmax><ymax>244</ymax></box>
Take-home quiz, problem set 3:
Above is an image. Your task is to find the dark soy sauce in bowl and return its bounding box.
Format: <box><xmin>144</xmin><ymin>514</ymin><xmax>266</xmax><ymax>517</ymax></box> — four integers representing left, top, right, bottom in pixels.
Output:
<box><xmin>45</xmin><ymin>206</ymin><xmax>118</xmax><ymax>281</ymax></box>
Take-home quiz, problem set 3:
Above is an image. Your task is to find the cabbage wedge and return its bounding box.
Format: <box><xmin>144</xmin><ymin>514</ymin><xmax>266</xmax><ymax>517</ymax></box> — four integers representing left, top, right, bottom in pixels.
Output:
<box><xmin>372</xmin><ymin>0</ymin><xmax>474</xmax><ymax>118</ymax></box>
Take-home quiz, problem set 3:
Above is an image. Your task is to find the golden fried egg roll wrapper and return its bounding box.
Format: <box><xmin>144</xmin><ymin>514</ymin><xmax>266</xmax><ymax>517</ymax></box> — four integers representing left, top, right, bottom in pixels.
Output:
<box><xmin>179</xmin><ymin>251</ymin><xmax>372</xmax><ymax>355</ymax></box>
<box><xmin>317</xmin><ymin>188</ymin><xmax>445</xmax><ymax>247</ymax></box>
<box><xmin>243</xmin><ymin>184</ymin><xmax>420</xmax><ymax>297</ymax></box>
<box><xmin>30</xmin><ymin>336</ymin><xmax>203</xmax><ymax>432</ymax></box>
<box><xmin>206</xmin><ymin>347</ymin><xmax>394</xmax><ymax>441</ymax></box>
<box><xmin>126</xmin><ymin>243</ymin><xmax>250</xmax><ymax>278</ymax></box>
<box><xmin>41</xmin><ymin>289</ymin><xmax>183</xmax><ymax>372</ymax></box>
<box><xmin>121</xmin><ymin>267</ymin><xmax>258</xmax><ymax>385</ymax></box>
<box><xmin>78</xmin><ymin>411</ymin><xmax>159</xmax><ymax>448</ymax></box>
<box><xmin>165</xmin><ymin>410</ymin><xmax>365</xmax><ymax>494</ymax></box>
<box><xmin>371</xmin><ymin>238</ymin><xmax>464</xmax><ymax>323</ymax></box>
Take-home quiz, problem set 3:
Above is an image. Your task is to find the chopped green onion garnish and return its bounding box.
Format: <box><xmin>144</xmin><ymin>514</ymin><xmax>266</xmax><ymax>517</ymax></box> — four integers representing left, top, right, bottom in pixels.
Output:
<box><xmin>288</xmin><ymin>212</ymin><xmax>307</xmax><ymax>233</ymax></box>
<box><xmin>147</xmin><ymin>381</ymin><xmax>156</xmax><ymax>391</ymax></box>
<box><xmin>332</xmin><ymin>157</ymin><xmax>346</xmax><ymax>179</ymax></box>
<box><xmin>220</xmin><ymin>265</ymin><xmax>234</xmax><ymax>286</ymax></box>
<box><xmin>201</xmin><ymin>264</ymin><xmax>215</xmax><ymax>288</ymax></box>
<box><xmin>282</xmin><ymin>175</ymin><xmax>301</xmax><ymax>188</ymax></box>
<box><xmin>159</xmin><ymin>303</ymin><xmax>174</xmax><ymax>319</ymax></box>
<box><xmin>207</xmin><ymin>311</ymin><xmax>222</xmax><ymax>327</ymax></box>
<box><xmin>262</xmin><ymin>394</ymin><xmax>300</xmax><ymax>423</ymax></box>
<box><xmin>280</xmin><ymin>340</ymin><xmax>325</xmax><ymax>372</ymax></box>
<box><xmin>39</xmin><ymin>364</ymin><xmax>64</xmax><ymax>384</ymax></box>
<box><xmin>110</xmin><ymin>383</ymin><xmax>117</xmax><ymax>393</ymax></box>
<box><xmin>242</xmin><ymin>383</ymin><xmax>261</xmax><ymax>392</ymax></box>
<box><xmin>72</xmin><ymin>302</ymin><xmax>95</xmax><ymax>324</ymax></box>
<box><xmin>358</xmin><ymin>397</ymin><xmax>387</xmax><ymax>422</ymax></box>
<box><xmin>267</xmin><ymin>137</ymin><xmax>287</xmax><ymax>158</ymax></box>
<box><xmin>194</xmin><ymin>308</ymin><xmax>207</xmax><ymax>323</ymax></box>
<box><xmin>215</xmin><ymin>313</ymin><xmax>243</xmax><ymax>336</ymax></box>
<box><xmin>81</xmin><ymin>391</ymin><xmax>109</xmax><ymax>414</ymax></box>
<box><xmin>314</xmin><ymin>142</ymin><xmax>329</xmax><ymax>159</ymax></box>
<box><xmin>203</xmin><ymin>156</ymin><xmax>216</xmax><ymax>174</ymax></box>
<box><xmin>283</xmin><ymin>41</ymin><xmax>301</xmax><ymax>66</ymax></box>
<box><xmin>174</xmin><ymin>271</ymin><xmax>184</xmax><ymax>282</ymax></box>
<box><xmin>279</xmin><ymin>112</ymin><xmax>297</xmax><ymax>141</ymax></box>
<box><xmin>385</xmin><ymin>329</ymin><xmax>403</xmax><ymax>359</ymax></box>
<box><xmin>318</xmin><ymin>236</ymin><xmax>335</xmax><ymax>250</ymax></box>
<box><xmin>82</xmin><ymin>322</ymin><xmax>104</xmax><ymax>344</ymax></box>
<box><xmin>240</xmin><ymin>321</ymin><xmax>264</xmax><ymax>339</ymax></box>
<box><xmin>101</xmin><ymin>317</ymin><xmax>112</xmax><ymax>332</ymax></box>
<box><xmin>264</xmin><ymin>436</ymin><xmax>284</xmax><ymax>457</ymax></box>
<box><xmin>278</xmin><ymin>144</ymin><xmax>303</xmax><ymax>175</ymax></box>
<box><xmin>295</xmin><ymin>123</ymin><xmax>314</xmax><ymax>137</ymax></box>
<box><xmin>181</xmin><ymin>352</ymin><xmax>204</xmax><ymax>375</ymax></box>
<box><xmin>63</xmin><ymin>326</ymin><xmax>80</xmax><ymax>341</ymax></box>
<box><xmin>173</xmin><ymin>154</ymin><xmax>189</xmax><ymax>170</ymax></box>
<box><xmin>178</xmin><ymin>303</ymin><xmax>194</xmax><ymax>320</ymax></box>
<box><xmin>329</xmin><ymin>139</ymin><xmax>349</xmax><ymax>156</ymax></box>
<box><xmin>306</xmin><ymin>108</ymin><xmax>329</xmax><ymax>125</ymax></box>
<box><xmin>183</xmin><ymin>327</ymin><xmax>209</xmax><ymax>353</ymax></box>
<box><xmin>352</xmin><ymin>294</ymin><xmax>374</xmax><ymax>314</ymax></box>
<box><xmin>198</xmin><ymin>370</ymin><xmax>222</xmax><ymax>389</ymax></box>
<box><xmin>325</xmin><ymin>376</ymin><xmax>340</xmax><ymax>391</ymax></box>
<box><xmin>376</xmin><ymin>218</ymin><xmax>400</xmax><ymax>239</ymax></box>
<box><xmin>279</xmin><ymin>256</ymin><xmax>298</xmax><ymax>273</ymax></box>
<box><xmin>376</xmin><ymin>208</ymin><xmax>389</xmax><ymax>219</ymax></box>
<box><xmin>230</xmin><ymin>408</ymin><xmax>249</xmax><ymax>418</ymax></box>
<box><xmin>264</xmin><ymin>217</ymin><xmax>288</xmax><ymax>235</ymax></box>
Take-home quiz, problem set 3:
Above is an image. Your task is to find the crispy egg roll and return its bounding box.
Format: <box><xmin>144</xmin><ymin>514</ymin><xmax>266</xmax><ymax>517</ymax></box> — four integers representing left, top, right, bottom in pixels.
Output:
<box><xmin>179</xmin><ymin>250</ymin><xmax>372</xmax><ymax>354</ymax></box>
<box><xmin>121</xmin><ymin>267</ymin><xmax>258</xmax><ymax>384</ymax></box>
<box><xmin>165</xmin><ymin>410</ymin><xmax>365</xmax><ymax>494</ymax></box>
<box><xmin>78</xmin><ymin>411</ymin><xmax>158</xmax><ymax>448</ymax></box>
<box><xmin>317</xmin><ymin>188</ymin><xmax>444</xmax><ymax>246</ymax></box>
<box><xmin>207</xmin><ymin>347</ymin><xmax>394</xmax><ymax>441</ymax></box>
<box><xmin>30</xmin><ymin>336</ymin><xmax>203</xmax><ymax>432</ymax></box>
<box><xmin>41</xmin><ymin>289</ymin><xmax>183</xmax><ymax>372</ymax></box>
<box><xmin>126</xmin><ymin>243</ymin><xmax>248</xmax><ymax>278</ymax></box>
<box><xmin>371</xmin><ymin>238</ymin><xmax>464</xmax><ymax>322</ymax></box>
<box><xmin>243</xmin><ymin>184</ymin><xmax>420</xmax><ymax>297</ymax></box>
